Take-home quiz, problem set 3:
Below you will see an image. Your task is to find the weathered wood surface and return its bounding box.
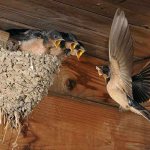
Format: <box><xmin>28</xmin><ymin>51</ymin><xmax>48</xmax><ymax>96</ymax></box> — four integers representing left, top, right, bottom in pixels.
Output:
<box><xmin>49</xmin><ymin>55</ymin><xmax>150</xmax><ymax>107</ymax></box>
<box><xmin>0</xmin><ymin>0</ymin><xmax>149</xmax><ymax>60</ymax></box>
<box><xmin>1</xmin><ymin>96</ymin><xmax>150</xmax><ymax>150</ymax></box>
<box><xmin>0</xmin><ymin>0</ymin><xmax>149</xmax><ymax>149</ymax></box>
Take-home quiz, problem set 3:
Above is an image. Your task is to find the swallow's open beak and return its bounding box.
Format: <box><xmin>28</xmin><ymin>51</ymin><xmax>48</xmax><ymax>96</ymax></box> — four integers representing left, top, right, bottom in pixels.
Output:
<box><xmin>70</xmin><ymin>42</ymin><xmax>78</xmax><ymax>52</ymax></box>
<box><xmin>54</xmin><ymin>39</ymin><xmax>64</xmax><ymax>48</ymax></box>
<box><xmin>96</xmin><ymin>66</ymin><xmax>103</xmax><ymax>76</ymax></box>
<box><xmin>76</xmin><ymin>49</ymin><xmax>85</xmax><ymax>60</ymax></box>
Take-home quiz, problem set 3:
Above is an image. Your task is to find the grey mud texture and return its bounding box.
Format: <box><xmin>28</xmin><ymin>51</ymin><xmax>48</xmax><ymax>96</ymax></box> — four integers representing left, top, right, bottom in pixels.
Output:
<box><xmin>0</xmin><ymin>46</ymin><xmax>61</xmax><ymax>127</ymax></box>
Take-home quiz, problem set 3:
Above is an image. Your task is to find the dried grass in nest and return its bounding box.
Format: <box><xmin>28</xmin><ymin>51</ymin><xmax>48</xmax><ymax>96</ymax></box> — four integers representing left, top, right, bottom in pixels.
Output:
<box><xmin>0</xmin><ymin>45</ymin><xmax>61</xmax><ymax>145</ymax></box>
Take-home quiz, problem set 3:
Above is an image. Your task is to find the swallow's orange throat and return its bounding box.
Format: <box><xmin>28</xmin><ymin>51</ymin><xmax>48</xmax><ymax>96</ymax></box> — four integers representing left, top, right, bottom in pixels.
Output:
<box><xmin>20</xmin><ymin>38</ymin><xmax>47</xmax><ymax>55</ymax></box>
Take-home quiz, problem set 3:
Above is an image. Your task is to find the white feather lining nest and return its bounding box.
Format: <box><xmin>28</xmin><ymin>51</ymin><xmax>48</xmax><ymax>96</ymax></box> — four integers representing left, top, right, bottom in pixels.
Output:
<box><xmin>0</xmin><ymin>46</ymin><xmax>61</xmax><ymax>128</ymax></box>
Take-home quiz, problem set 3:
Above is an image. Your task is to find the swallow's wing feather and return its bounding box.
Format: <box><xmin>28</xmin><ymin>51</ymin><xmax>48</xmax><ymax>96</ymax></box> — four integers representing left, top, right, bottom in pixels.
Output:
<box><xmin>6</xmin><ymin>29</ymin><xmax>29</xmax><ymax>41</ymax></box>
<box><xmin>132</xmin><ymin>62</ymin><xmax>150</xmax><ymax>103</ymax></box>
<box><xmin>109</xmin><ymin>8</ymin><xmax>133</xmax><ymax>98</ymax></box>
<box><xmin>7</xmin><ymin>29</ymin><xmax>44</xmax><ymax>41</ymax></box>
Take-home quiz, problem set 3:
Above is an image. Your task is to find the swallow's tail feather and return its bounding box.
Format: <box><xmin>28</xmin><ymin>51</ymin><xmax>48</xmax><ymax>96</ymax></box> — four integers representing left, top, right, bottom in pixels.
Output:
<box><xmin>129</xmin><ymin>100</ymin><xmax>150</xmax><ymax>121</ymax></box>
<box><xmin>6</xmin><ymin>29</ymin><xmax>30</xmax><ymax>41</ymax></box>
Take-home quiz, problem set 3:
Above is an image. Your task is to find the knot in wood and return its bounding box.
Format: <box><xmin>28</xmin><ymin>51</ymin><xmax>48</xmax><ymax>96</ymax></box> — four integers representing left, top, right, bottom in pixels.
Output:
<box><xmin>66</xmin><ymin>79</ymin><xmax>76</xmax><ymax>91</ymax></box>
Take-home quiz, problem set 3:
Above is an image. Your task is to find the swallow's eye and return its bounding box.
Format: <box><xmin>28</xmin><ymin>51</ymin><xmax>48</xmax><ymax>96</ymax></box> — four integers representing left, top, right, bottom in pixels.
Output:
<box><xmin>102</xmin><ymin>66</ymin><xmax>109</xmax><ymax>74</ymax></box>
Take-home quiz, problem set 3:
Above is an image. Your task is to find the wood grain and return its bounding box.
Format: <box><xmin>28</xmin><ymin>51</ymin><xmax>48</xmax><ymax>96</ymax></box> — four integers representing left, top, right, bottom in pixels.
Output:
<box><xmin>49</xmin><ymin>55</ymin><xmax>150</xmax><ymax>107</ymax></box>
<box><xmin>49</xmin><ymin>55</ymin><xmax>113</xmax><ymax>105</ymax></box>
<box><xmin>0</xmin><ymin>95</ymin><xmax>150</xmax><ymax>150</ymax></box>
<box><xmin>0</xmin><ymin>0</ymin><xmax>149</xmax><ymax>60</ymax></box>
<box><xmin>54</xmin><ymin>0</ymin><xmax>150</xmax><ymax>28</ymax></box>
<box><xmin>0</xmin><ymin>1</ymin><xmax>149</xmax><ymax>149</ymax></box>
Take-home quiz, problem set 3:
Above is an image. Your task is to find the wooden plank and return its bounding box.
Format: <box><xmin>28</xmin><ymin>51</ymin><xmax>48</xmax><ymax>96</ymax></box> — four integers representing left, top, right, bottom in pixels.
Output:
<box><xmin>48</xmin><ymin>55</ymin><xmax>150</xmax><ymax>106</ymax></box>
<box><xmin>54</xmin><ymin>0</ymin><xmax>150</xmax><ymax>29</ymax></box>
<box><xmin>0</xmin><ymin>18</ymin><xmax>37</xmax><ymax>30</ymax></box>
<box><xmin>0</xmin><ymin>0</ymin><xmax>149</xmax><ymax>60</ymax></box>
<box><xmin>49</xmin><ymin>55</ymin><xmax>113</xmax><ymax>105</ymax></box>
<box><xmin>29</xmin><ymin>0</ymin><xmax>150</xmax><ymax>58</ymax></box>
<box><xmin>0</xmin><ymin>95</ymin><xmax>150</xmax><ymax>150</ymax></box>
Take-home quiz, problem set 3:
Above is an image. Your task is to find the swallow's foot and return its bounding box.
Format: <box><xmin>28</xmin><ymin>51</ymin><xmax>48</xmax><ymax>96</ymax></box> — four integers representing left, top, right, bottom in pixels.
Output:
<box><xmin>119</xmin><ymin>106</ymin><xmax>126</xmax><ymax>112</ymax></box>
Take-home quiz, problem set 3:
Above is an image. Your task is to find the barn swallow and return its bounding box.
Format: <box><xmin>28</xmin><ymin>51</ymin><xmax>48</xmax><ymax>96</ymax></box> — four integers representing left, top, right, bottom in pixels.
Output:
<box><xmin>7</xmin><ymin>29</ymin><xmax>86</xmax><ymax>58</ymax></box>
<box><xmin>60</xmin><ymin>32</ymin><xmax>86</xmax><ymax>59</ymax></box>
<box><xmin>96</xmin><ymin>8</ymin><xmax>150</xmax><ymax>121</ymax></box>
<box><xmin>6</xmin><ymin>29</ymin><xmax>65</xmax><ymax>55</ymax></box>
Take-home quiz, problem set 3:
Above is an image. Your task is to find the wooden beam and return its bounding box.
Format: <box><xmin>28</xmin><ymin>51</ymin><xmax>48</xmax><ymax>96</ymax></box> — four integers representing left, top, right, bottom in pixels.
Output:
<box><xmin>0</xmin><ymin>95</ymin><xmax>150</xmax><ymax>149</ymax></box>
<box><xmin>54</xmin><ymin>0</ymin><xmax>150</xmax><ymax>29</ymax></box>
<box><xmin>0</xmin><ymin>0</ymin><xmax>149</xmax><ymax>60</ymax></box>
<box><xmin>48</xmin><ymin>54</ymin><xmax>149</xmax><ymax>106</ymax></box>
<box><xmin>49</xmin><ymin>55</ymin><xmax>114</xmax><ymax>105</ymax></box>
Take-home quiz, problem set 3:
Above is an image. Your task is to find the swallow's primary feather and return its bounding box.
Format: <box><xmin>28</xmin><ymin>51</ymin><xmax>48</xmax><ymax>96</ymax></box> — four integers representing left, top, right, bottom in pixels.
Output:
<box><xmin>132</xmin><ymin>62</ymin><xmax>150</xmax><ymax>103</ymax></box>
<box><xmin>96</xmin><ymin>8</ymin><xmax>150</xmax><ymax>121</ymax></box>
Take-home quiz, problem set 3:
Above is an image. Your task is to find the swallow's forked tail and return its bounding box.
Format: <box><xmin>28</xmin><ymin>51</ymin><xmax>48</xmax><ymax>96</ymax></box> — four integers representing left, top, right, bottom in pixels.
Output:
<box><xmin>129</xmin><ymin>100</ymin><xmax>150</xmax><ymax>121</ymax></box>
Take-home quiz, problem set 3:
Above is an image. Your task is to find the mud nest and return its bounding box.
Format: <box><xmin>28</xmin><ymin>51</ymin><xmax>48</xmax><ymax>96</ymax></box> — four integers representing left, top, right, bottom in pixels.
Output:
<box><xmin>0</xmin><ymin>46</ymin><xmax>61</xmax><ymax>128</ymax></box>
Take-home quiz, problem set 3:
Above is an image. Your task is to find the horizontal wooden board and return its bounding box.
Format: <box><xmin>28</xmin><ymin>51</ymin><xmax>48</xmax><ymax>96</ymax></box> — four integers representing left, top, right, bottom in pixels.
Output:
<box><xmin>0</xmin><ymin>1</ymin><xmax>149</xmax><ymax>149</ymax></box>
<box><xmin>0</xmin><ymin>95</ymin><xmax>150</xmax><ymax>150</ymax></box>
<box><xmin>54</xmin><ymin>0</ymin><xmax>150</xmax><ymax>28</ymax></box>
<box><xmin>0</xmin><ymin>0</ymin><xmax>149</xmax><ymax>60</ymax></box>
<box><xmin>49</xmin><ymin>55</ymin><xmax>113</xmax><ymax>104</ymax></box>
<box><xmin>48</xmin><ymin>54</ymin><xmax>150</xmax><ymax>106</ymax></box>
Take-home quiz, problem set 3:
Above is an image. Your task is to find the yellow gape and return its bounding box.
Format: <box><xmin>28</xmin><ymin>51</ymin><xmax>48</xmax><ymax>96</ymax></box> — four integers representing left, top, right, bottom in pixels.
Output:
<box><xmin>70</xmin><ymin>42</ymin><xmax>78</xmax><ymax>52</ymax></box>
<box><xmin>76</xmin><ymin>49</ymin><xmax>85</xmax><ymax>60</ymax></box>
<box><xmin>54</xmin><ymin>39</ymin><xmax>64</xmax><ymax>48</ymax></box>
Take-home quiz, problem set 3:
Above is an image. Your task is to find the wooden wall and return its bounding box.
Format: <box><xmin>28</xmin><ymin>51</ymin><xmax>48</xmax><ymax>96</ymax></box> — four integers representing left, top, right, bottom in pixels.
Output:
<box><xmin>0</xmin><ymin>0</ymin><xmax>150</xmax><ymax>149</ymax></box>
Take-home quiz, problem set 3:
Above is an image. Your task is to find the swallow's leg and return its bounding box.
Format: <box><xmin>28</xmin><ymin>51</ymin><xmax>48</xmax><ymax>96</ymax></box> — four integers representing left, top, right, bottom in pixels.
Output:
<box><xmin>119</xmin><ymin>106</ymin><xmax>126</xmax><ymax>112</ymax></box>
<box><xmin>127</xmin><ymin>95</ymin><xmax>137</xmax><ymax>107</ymax></box>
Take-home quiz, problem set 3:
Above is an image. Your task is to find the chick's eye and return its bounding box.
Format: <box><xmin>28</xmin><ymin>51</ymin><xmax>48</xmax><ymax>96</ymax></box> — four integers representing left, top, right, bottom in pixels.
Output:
<box><xmin>53</xmin><ymin>35</ymin><xmax>58</xmax><ymax>39</ymax></box>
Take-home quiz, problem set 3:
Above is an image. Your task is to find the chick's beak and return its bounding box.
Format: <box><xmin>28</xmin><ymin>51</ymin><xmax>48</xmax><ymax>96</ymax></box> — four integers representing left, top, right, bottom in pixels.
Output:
<box><xmin>54</xmin><ymin>39</ymin><xmax>64</xmax><ymax>48</ymax></box>
<box><xmin>76</xmin><ymin>49</ymin><xmax>85</xmax><ymax>60</ymax></box>
<box><xmin>96</xmin><ymin>66</ymin><xmax>103</xmax><ymax>76</ymax></box>
<box><xmin>70</xmin><ymin>42</ymin><xmax>78</xmax><ymax>52</ymax></box>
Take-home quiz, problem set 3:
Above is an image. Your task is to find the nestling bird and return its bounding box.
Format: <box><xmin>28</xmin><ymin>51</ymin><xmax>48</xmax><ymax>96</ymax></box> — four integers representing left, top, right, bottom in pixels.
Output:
<box><xmin>1</xmin><ymin>29</ymin><xmax>86</xmax><ymax>146</ymax></box>
<box><xmin>6</xmin><ymin>29</ymin><xmax>64</xmax><ymax>55</ymax></box>
<box><xmin>96</xmin><ymin>8</ymin><xmax>150</xmax><ymax>121</ymax></box>
<box><xmin>60</xmin><ymin>32</ymin><xmax>86</xmax><ymax>59</ymax></box>
<box><xmin>6</xmin><ymin>29</ymin><xmax>85</xmax><ymax>59</ymax></box>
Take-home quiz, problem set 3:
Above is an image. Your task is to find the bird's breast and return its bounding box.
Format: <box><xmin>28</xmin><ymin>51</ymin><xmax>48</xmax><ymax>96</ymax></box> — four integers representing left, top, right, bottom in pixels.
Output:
<box><xmin>107</xmin><ymin>80</ymin><xmax>129</xmax><ymax>110</ymax></box>
<box><xmin>20</xmin><ymin>38</ymin><xmax>47</xmax><ymax>55</ymax></box>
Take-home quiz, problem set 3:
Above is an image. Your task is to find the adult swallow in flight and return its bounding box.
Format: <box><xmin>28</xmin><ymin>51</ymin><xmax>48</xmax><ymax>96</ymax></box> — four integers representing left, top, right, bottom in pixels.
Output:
<box><xmin>96</xmin><ymin>8</ymin><xmax>150</xmax><ymax>121</ymax></box>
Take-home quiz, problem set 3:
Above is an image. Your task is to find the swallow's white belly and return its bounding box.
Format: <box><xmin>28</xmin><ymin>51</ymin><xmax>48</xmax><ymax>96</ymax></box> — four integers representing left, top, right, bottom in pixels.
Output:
<box><xmin>107</xmin><ymin>82</ymin><xmax>130</xmax><ymax>110</ymax></box>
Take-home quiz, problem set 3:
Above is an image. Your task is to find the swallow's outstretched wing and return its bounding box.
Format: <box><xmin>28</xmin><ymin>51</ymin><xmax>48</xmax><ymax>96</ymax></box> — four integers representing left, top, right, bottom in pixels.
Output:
<box><xmin>132</xmin><ymin>62</ymin><xmax>150</xmax><ymax>103</ymax></box>
<box><xmin>109</xmin><ymin>8</ymin><xmax>133</xmax><ymax>98</ymax></box>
